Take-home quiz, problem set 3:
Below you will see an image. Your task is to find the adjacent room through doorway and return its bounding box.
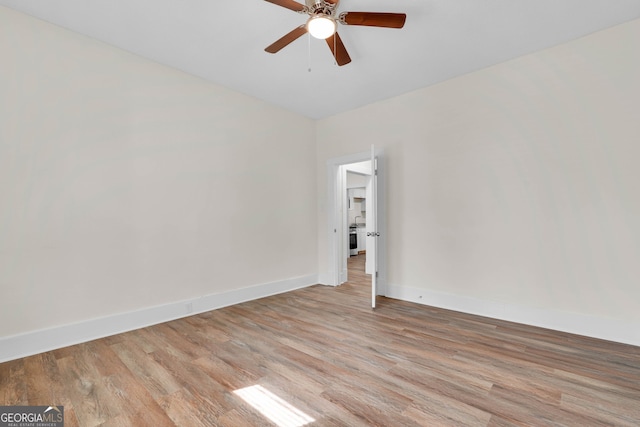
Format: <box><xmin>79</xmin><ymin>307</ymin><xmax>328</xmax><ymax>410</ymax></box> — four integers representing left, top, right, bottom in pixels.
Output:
<box><xmin>327</xmin><ymin>148</ymin><xmax>384</xmax><ymax>307</ymax></box>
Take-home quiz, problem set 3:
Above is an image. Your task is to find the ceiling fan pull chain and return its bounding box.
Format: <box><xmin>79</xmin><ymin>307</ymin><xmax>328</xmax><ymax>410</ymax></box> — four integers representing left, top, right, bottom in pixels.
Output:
<box><xmin>308</xmin><ymin>32</ymin><xmax>312</xmax><ymax>72</ymax></box>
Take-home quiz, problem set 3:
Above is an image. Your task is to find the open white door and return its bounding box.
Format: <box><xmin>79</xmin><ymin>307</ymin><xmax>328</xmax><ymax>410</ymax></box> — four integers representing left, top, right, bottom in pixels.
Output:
<box><xmin>367</xmin><ymin>145</ymin><xmax>379</xmax><ymax>308</ymax></box>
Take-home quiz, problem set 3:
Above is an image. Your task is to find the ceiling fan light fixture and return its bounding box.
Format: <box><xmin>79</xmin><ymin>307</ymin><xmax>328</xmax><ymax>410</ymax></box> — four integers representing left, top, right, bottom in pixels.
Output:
<box><xmin>307</xmin><ymin>14</ymin><xmax>336</xmax><ymax>39</ymax></box>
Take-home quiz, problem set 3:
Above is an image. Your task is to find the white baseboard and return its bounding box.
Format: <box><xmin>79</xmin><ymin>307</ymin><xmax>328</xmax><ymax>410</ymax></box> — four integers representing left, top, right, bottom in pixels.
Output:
<box><xmin>0</xmin><ymin>274</ymin><xmax>318</xmax><ymax>363</ymax></box>
<box><xmin>316</xmin><ymin>273</ymin><xmax>332</xmax><ymax>286</ymax></box>
<box><xmin>316</xmin><ymin>272</ymin><xmax>343</xmax><ymax>287</ymax></box>
<box><xmin>386</xmin><ymin>284</ymin><xmax>640</xmax><ymax>347</ymax></box>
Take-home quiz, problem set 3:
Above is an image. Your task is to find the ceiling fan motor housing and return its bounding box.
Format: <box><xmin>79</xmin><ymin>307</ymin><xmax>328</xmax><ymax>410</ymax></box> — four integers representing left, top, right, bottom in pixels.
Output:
<box><xmin>306</xmin><ymin>0</ymin><xmax>337</xmax><ymax>16</ymax></box>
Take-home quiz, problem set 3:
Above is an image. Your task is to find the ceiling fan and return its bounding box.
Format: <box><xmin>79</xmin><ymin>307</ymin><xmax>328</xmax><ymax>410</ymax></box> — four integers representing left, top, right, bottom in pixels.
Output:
<box><xmin>264</xmin><ymin>0</ymin><xmax>407</xmax><ymax>66</ymax></box>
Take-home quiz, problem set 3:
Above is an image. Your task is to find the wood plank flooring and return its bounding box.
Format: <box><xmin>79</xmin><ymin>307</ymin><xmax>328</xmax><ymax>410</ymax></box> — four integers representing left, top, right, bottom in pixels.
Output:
<box><xmin>2</xmin><ymin>254</ymin><xmax>640</xmax><ymax>426</ymax></box>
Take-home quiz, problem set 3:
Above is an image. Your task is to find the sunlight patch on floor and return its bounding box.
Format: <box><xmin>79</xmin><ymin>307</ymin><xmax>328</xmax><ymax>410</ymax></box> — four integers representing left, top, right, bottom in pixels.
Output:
<box><xmin>233</xmin><ymin>385</ymin><xmax>315</xmax><ymax>427</ymax></box>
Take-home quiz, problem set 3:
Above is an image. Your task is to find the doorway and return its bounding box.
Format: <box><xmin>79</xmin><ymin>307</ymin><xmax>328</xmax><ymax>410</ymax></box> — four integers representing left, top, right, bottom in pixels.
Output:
<box><xmin>326</xmin><ymin>148</ymin><xmax>386</xmax><ymax>306</ymax></box>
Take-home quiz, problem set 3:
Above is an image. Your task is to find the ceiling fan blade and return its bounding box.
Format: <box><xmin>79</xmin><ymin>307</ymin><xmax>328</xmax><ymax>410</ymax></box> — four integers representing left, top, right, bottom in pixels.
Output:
<box><xmin>265</xmin><ymin>25</ymin><xmax>307</xmax><ymax>53</ymax></box>
<box><xmin>325</xmin><ymin>32</ymin><xmax>351</xmax><ymax>66</ymax></box>
<box><xmin>264</xmin><ymin>0</ymin><xmax>306</xmax><ymax>12</ymax></box>
<box><xmin>341</xmin><ymin>12</ymin><xmax>407</xmax><ymax>28</ymax></box>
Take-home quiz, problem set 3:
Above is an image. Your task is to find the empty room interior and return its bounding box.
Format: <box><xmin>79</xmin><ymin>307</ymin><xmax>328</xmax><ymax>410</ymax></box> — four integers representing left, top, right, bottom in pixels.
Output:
<box><xmin>1</xmin><ymin>1</ymin><xmax>640</xmax><ymax>426</ymax></box>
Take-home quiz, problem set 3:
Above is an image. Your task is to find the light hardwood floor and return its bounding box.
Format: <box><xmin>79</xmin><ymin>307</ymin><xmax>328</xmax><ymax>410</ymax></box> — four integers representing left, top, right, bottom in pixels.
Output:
<box><xmin>2</xmin><ymin>254</ymin><xmax>640</xmax><ymax>426</ymax></box>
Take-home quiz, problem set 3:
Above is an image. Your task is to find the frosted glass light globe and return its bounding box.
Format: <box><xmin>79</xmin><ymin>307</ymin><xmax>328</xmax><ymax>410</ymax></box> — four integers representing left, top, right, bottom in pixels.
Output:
<box><xmin>307</xmin><ymin>15</ymin><xmax>337</xmax><ymax>39</ymax></box>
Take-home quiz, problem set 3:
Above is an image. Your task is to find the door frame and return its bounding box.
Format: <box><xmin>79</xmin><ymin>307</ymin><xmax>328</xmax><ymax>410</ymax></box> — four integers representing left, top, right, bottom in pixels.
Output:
<box><xmin>326</xmin><ymin>149</ymin><xmax>386</xmax><ymax>297</ymax></box>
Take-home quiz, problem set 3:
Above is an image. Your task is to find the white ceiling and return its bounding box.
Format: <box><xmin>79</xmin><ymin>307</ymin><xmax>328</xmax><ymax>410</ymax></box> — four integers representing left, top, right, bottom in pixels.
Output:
<box><xmin>2</xmin><ymin>0</ymin><xmax>640</xmax><ymax>119</ymax></box>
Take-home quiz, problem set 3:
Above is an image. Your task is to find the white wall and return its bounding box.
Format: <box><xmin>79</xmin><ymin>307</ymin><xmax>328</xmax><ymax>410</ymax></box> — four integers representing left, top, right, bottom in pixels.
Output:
<box><xmin>0</xmin><ymin>7</ymin><xmax>317</xmax><ymax>346</ymax></box>
<box><xmin>346</xmin><ymin>172</ymin><xmax>369</xmax><ymax>189</ymax></box>
<box><xmin>317</xmin><ymin>19</ymin><xmax>640</xmax><ymax>345</ymax></box>
<box><xmin>2</xmin><ymin>5</ymin><xmax>639</xmax><ymax>357</ymax></box>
